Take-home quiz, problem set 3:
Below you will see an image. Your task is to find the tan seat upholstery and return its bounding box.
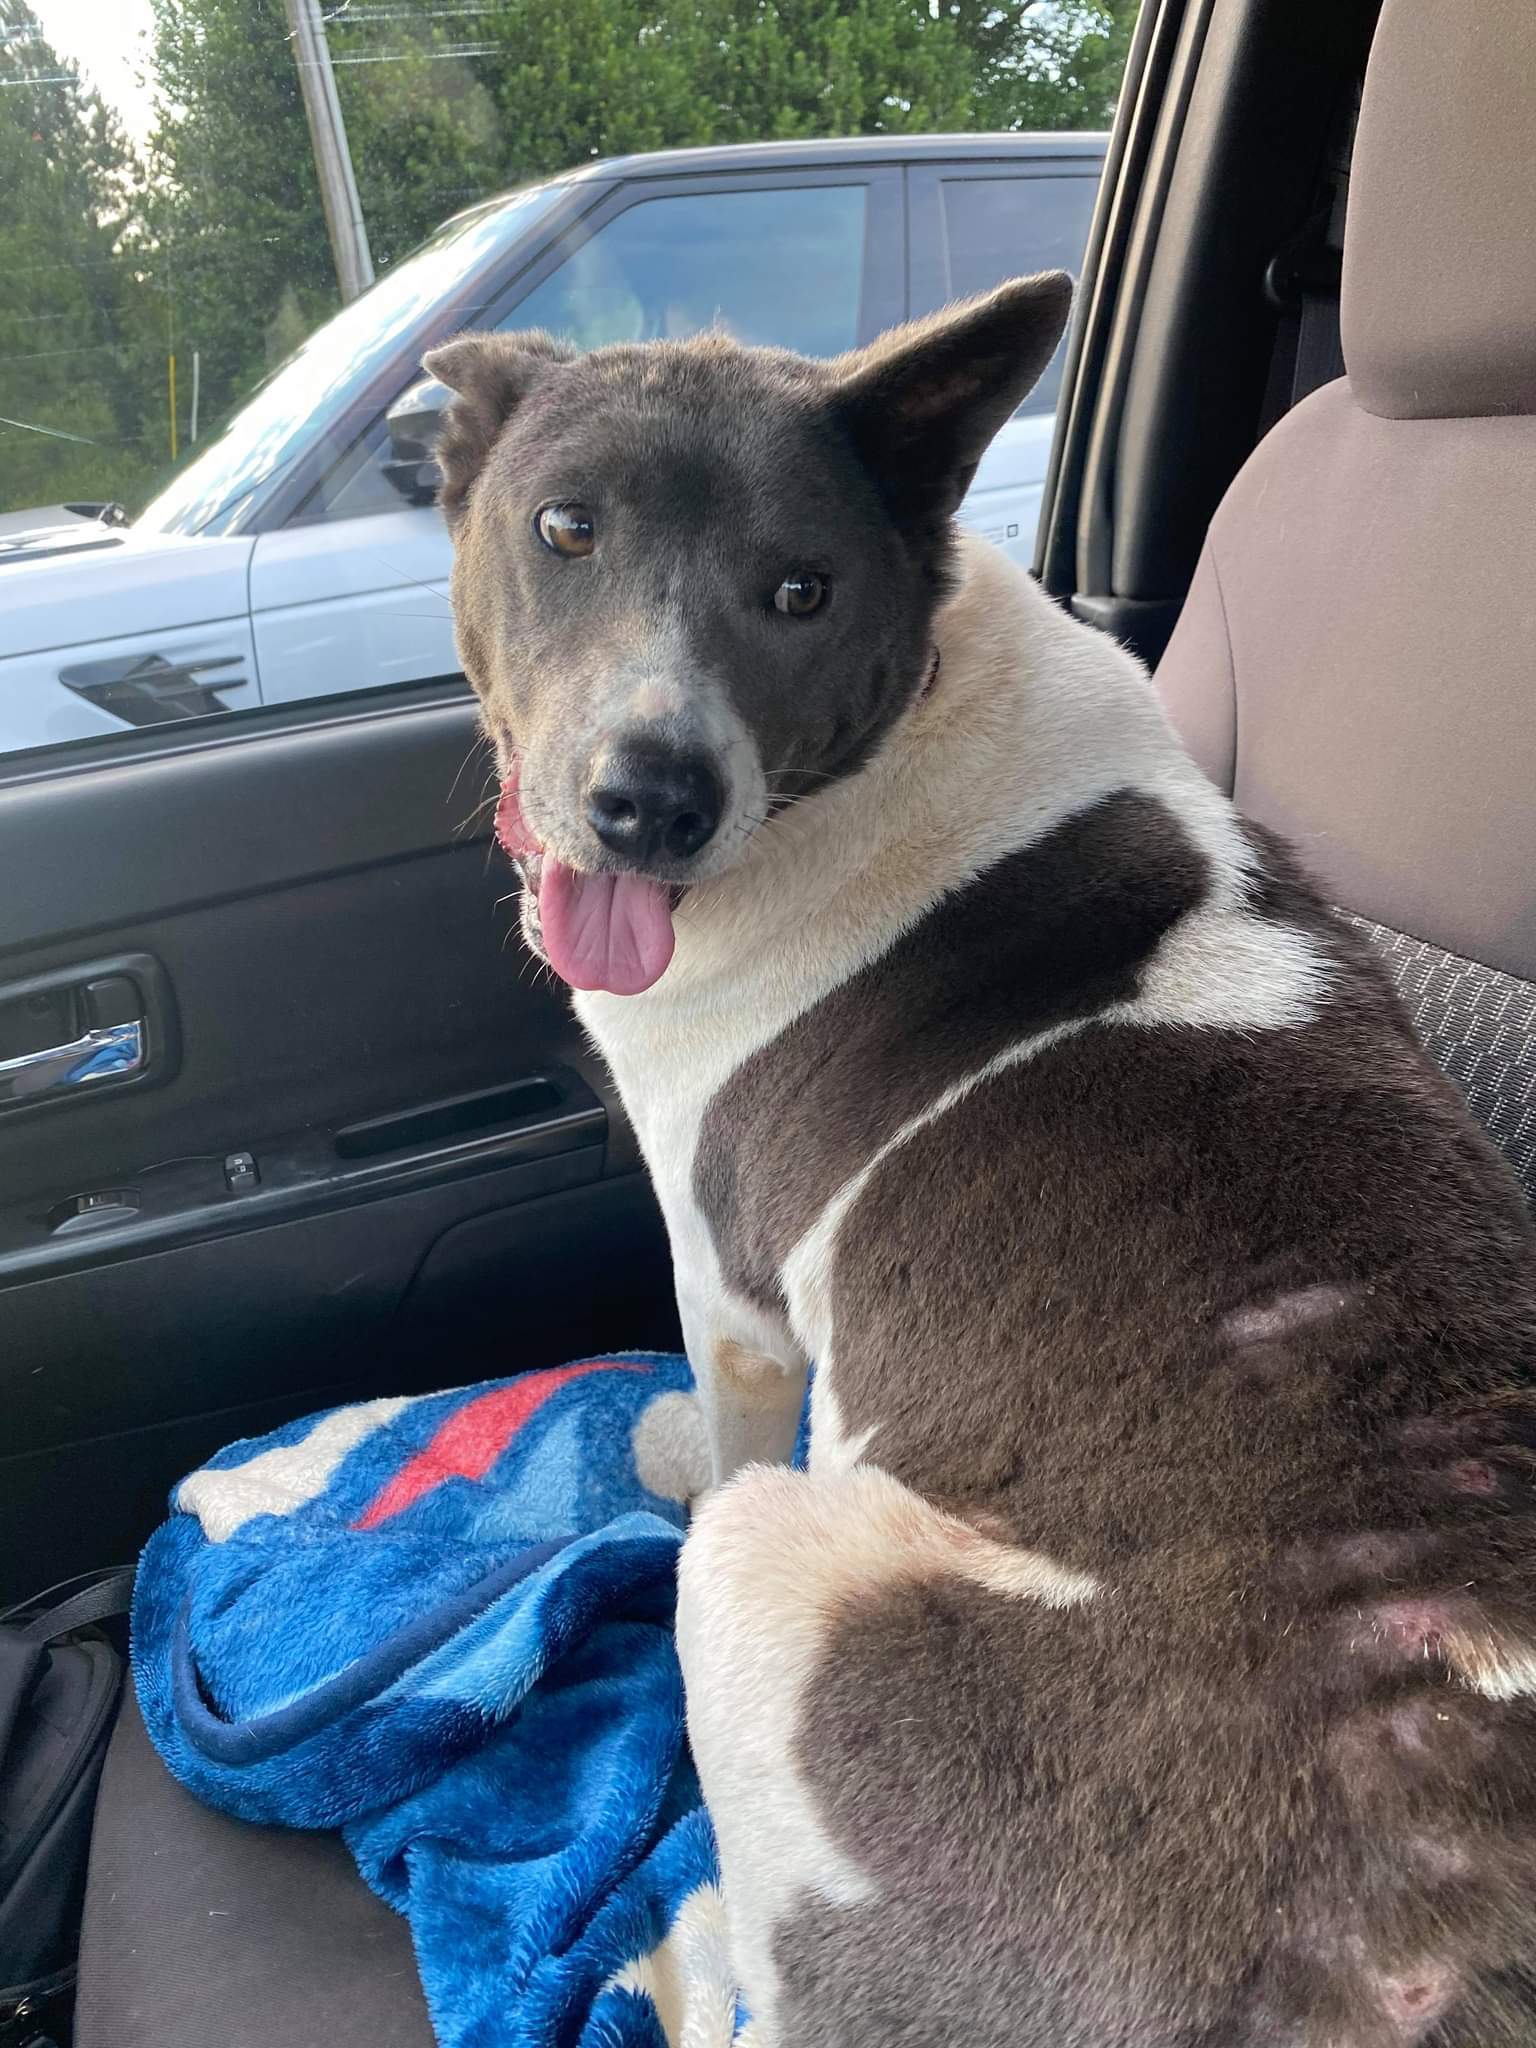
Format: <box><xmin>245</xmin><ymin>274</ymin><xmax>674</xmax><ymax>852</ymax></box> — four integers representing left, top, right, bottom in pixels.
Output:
<box><xmin>1155</xmin><ymin>0</ymin><xmax>1536</xmax><ymax>1199</ymax></box>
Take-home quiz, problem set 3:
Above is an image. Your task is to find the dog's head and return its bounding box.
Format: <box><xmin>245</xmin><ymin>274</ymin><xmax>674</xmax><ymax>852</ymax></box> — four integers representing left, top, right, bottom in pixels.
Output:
<box><xmin>425</xmin><ymin>273</ymin><xmax>1070</xmax><ymax>995</ymax></box>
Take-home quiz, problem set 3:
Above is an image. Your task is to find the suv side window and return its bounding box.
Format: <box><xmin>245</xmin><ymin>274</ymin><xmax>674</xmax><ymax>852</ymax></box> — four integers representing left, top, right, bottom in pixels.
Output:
<box><xmin>504</xmin><ymin>183</ymin><xmax>871</xmax><ymax>358</ymax></box>
<box><xmin>300</xmin><ymin>181</ymin><xmax>876</xmax><ymax>529</ymax></box>
<box><xmin>921</xmin><ymin>171</ymin><xmax>1101</xmax><ymax>416</ymax></box>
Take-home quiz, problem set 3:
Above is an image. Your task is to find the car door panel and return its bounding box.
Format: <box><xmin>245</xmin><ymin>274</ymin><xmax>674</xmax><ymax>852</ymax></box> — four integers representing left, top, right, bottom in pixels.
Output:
<box><xmin>0</xmin><ymin>687</ymin><xmax>675</xmax><ymax>1602</ymax></box>
<box><xmin>249</xmin><ymin>507</ymin><xmax>456</xmax><ymax>706</ymax></box>
<box><xmin>908</xmin><ymin>162</ymin><xmax>1104</xmax><ymax>566</ymax></box>
<box><xmin>0</xmin><ymin>616</ymin><xmax>262</xmax><ymax>750</ymax></box>
<box><xmin>0</xmin><ymin>534</ymin><xmax>260</xmax><ymax>748</ymax></box>
<box><xmin>956</xmin><ymin>413</ymin><xmax>1060</xmax><ymax>561</ymax></box>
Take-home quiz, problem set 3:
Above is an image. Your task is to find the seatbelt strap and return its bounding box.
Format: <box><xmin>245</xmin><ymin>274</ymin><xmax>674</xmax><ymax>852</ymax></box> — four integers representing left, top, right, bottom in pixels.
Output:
<box><xmin>1290</xmin><ymin>287</ymin><xmax>1345</xmax><ymax>407</ymax></box>
<box><xmin>1259</xmin><ymin>202</ymin><xmax>1344</xmax><ymax>435</ymax></box>
<box><xmin>0</xmin><ymin>1566</ymin><xmax>136</xmax><ymax>1646</ymax></box>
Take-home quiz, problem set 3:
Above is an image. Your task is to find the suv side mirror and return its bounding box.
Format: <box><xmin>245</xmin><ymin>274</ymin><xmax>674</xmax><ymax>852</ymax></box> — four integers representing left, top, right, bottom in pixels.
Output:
<box><xmin>382</xmin><ymin>376</ymin><xmax>448</xmax><ymax>507</ymax></box>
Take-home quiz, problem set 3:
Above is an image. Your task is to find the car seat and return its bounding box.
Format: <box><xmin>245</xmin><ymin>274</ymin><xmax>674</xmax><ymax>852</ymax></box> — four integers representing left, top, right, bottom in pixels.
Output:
<box><xmin>1156</xmin><ymin>0</ymin><xmax>1536</xmax><ymax>1206</ymax></box>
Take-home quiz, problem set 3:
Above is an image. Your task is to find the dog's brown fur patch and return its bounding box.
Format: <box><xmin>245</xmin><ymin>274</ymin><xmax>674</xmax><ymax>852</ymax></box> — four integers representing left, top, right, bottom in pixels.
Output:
<box><xmin>694</xmin><ymin>787</ymin><xmax>1211</xmax><ymax>1307</ymax></box>
<box><xmin>698</xmin><ymin>797</ymin><xmax>1536</xmax><ymax>2046</ymax></box>
<box><xmin>713</xmin><ymin>1334</ymin><xmax>783</xmax><ymax>1391</ymax></box>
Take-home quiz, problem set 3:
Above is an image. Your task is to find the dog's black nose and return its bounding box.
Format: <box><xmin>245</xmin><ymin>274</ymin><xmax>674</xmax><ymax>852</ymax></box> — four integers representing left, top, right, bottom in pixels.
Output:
<box><xmin>586</xmin><ymin>748</ymin><xmax>724</xmax><ymax>864</ymax></box>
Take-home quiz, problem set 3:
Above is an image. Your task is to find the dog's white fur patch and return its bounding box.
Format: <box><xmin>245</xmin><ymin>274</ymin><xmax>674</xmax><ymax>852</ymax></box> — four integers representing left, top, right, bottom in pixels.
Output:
<box><xmin>678</xmin><ymin>1461</ymin><xmax>1098</xmax><ymax>2042</ymax></box>
<box><xmin>1448</xmin><ymin>1630</ymin><xmax>1536</xmax><ymax>1703</ymax></box>
<box><xmin>806</xmin><ymin>1370</ymin><xmax>879</xmax><ymax>1477</ymax></box>
<box><xmin>631</xmin><ymin>1388</ymin><xmax>712</xmax><ymax>1505</ymax></box>
<box><xmin>604</xmin><ymin>1879</ymin><xmax>738</xmax><ymax>2047</ymax></box>
<box><xmin>576</xmin><ymin>538</ymin><xmax>1335</xmax><ymax>1487</ymax></box>
<box><xmin>1223</xmin><ymin>1285</ymin><xmax>1355</xmax><ymax>1345</ymax></box>
<box><xmin>1358</xmin><ymin>1599</ymin><xmax>1536</xmax><ymax>1705</ymax></box>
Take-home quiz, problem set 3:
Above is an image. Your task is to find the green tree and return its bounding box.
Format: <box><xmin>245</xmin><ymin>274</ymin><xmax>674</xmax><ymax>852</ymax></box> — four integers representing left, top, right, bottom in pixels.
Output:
<box><xmin>137</xmin><ymin>0</ymin><xmax>337</xmax><ymax>471</ymax></box>
<box><xmin>946</xmin><ymin>0</ymin><xmax>1140</xmax><ymax>131</ymax></box>
<box><xmin>327</xmin><ymin>0</ymin><xmax>977</xmax><ymax>266</ymax></box>
<box><xmin>5</xmin><ymin>0</ymin><xmax>1138</xmax><ymax>517</ymax></box>
<box><xmin>0</xmin><ymin>2</ymin><xmax>152</xmax><ymax>510</ymax></box>
<box><xmin>465</xmin><ymin>0</ymin><xmax>976</xmax><ymax>173</ymax></box>
<box><xmin>325</xmin><ymin>13</ymin><xmax>507</xmax><ymax>271</ymax></box>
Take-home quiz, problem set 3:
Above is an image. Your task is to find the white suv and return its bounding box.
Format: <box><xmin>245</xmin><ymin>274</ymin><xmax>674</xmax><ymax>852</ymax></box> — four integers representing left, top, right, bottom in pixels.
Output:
<box><xmin>0</xmin><ymin>134</ymin><xmax>1104</xmax><ymax>752</ymax></box>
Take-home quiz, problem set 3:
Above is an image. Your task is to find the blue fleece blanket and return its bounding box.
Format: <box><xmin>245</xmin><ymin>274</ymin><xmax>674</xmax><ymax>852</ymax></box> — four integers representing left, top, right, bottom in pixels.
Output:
<box><xmin>133</xmin><ymin>1354</ymin><xmax>761</xmax><ymax>2048</ymax></box>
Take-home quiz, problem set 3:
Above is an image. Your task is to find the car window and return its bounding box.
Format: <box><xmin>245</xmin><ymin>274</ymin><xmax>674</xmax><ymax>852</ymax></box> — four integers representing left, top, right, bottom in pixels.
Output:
<box><xmin>2</xmin><ymin>0</ymin><xmax>1134</xmax><ymax>760</ymax></box>
<box><xmin>135</xmin><ymin>186</ymin><xmax>565</xmax><ymax>540</ymax></box>
<box><xmin>297</xmin><ymin>183</ymin><xmax>872</xmax><ymax>530</ymax></box>
<box><xmin>938</xmin><ymin>175</ymin><xmax>1101</xmax><ymax>416</ymax></box>
<box><xmin>506</xmin><ymin>185</ymin><xmax>869</xmax><ymax>358</ymax></box>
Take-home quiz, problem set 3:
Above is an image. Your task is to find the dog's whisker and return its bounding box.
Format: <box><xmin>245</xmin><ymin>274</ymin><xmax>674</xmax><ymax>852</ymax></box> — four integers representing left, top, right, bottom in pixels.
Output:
<box><xmin>446</xmin><ymin>735</ymin><xmax>494</xmax><ymax>811</ymax></box>
<box><xmin>363</xmin><ymin>547</ymin><xmax>456</xmax><ymax>612</ymax></box>
<box><xmin>453</xmin><ymin>785</ymin><xmax>502</xmax><ymax>839</ymax></box>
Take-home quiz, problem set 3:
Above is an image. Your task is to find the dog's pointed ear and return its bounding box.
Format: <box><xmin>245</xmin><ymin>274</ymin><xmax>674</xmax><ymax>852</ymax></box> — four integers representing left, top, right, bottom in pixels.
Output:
<box><xmin>831</xmin><ymin>272</ymin><xmax>1072</xmax><ymax>533</ymax></box>
<box><xmin>422</xmin><ymin>330</ymin><xmax>574</xmax><ymax>522</ymax></box>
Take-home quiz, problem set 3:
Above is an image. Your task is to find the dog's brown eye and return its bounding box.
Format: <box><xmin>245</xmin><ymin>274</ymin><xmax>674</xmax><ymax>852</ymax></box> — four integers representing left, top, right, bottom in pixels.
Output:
<box><xmin>773</xmin><ymin>571</ymin><xmax>828</xmax><ymax>617</ymax></box>
<box><xmin>535</xmin><ymin>504</ymin><xmax>595</xmax><ymax>557</ymax></box>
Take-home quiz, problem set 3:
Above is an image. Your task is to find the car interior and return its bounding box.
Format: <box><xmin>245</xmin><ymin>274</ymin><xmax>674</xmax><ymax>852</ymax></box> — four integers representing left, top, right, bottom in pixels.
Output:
<box><xmin>1</xmin><ymin>0</ymin><xmax>1531</xmax><ymax>2039</ymax></box>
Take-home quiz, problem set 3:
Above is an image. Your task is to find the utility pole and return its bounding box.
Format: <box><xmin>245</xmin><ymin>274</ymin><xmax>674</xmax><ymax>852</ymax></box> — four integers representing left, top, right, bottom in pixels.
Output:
<box><xmin>283</xmin><ymin>0</ymin><xmax>374</xmax><ymax>304</ymax></box>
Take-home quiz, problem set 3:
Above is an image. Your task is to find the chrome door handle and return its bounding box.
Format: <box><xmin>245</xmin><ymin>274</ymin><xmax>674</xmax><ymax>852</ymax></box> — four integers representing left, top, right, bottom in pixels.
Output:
<box><xmin>0</xmin><ymin>1020</ymin><xmax>145</xmax><ymax>1104</ymax></box>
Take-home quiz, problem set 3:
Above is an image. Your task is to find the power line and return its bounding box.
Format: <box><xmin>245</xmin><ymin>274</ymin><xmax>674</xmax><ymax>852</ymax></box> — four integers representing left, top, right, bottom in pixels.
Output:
<box><xmin>327</xmin><ymin>43</ymin><xmax>497</xmax><ymax>63</ymax></box>
<box><xmin>0</xmin><ymin>412</ymin><xmax>100</xmax><ymax>443</ymax></box>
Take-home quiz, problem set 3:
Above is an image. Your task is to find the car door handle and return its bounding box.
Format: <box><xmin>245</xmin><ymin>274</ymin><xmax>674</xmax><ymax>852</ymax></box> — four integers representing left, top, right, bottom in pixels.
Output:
<box><xmin>0</xmin><ymin>1020</ymin><xmax>146</xmax><ymax>1105</ymax></box>
<box><xmin>59</xmin><ymin>651</ymin><xmax>250</xmax><ymax>727</ymax></box>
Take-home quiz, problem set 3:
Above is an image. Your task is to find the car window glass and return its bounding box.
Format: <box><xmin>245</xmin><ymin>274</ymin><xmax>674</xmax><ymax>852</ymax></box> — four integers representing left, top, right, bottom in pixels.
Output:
<box><xmin>134</xmin><ymin>186</ymin><xmax>564</xmax><ymax>539</ymax></box>
<box><xmin>506</xmin><ymin>185</ymin><xmax>868</xmax><ymax>358</ymax></box>
<box><xmin>939</xmin><ymin>175</ymin><xmax>1100</xmax><ymax>415</ymax></box>
<box><xmin>3</xmin><ymin>0</ymin><xmax>1134</xmax><ymax>761</ymax></box>
<box><xmin>299</xmin><ymin>183</ymin><xmax>871</xmax><ymax>529</ymax></box>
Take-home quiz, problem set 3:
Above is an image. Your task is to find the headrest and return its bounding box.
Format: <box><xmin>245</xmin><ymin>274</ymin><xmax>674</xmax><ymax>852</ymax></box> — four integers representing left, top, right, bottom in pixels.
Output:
<box><xmin>1342</xmin><ymin>0</ymin><xmax>1536</xmax><ymax>421</ymax></box>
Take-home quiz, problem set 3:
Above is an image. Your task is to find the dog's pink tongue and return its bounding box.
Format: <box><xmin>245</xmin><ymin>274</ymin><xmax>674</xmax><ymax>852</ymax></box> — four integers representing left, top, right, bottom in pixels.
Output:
<box><xmin>539</xmin><ymin>858</ymin><xmax>675</xmax><ymax>996</ymax></box>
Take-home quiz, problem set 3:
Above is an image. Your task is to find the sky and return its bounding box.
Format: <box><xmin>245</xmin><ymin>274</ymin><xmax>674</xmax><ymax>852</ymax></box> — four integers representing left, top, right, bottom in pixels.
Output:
<box><xmin>29</xmin><ymin>0</ymin><xmax>159</xmax><ymax>148</ymax></box>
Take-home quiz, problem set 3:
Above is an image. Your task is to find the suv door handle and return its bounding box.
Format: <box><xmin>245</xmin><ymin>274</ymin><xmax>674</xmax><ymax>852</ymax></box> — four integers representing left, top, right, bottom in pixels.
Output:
<box><xmin>59</xmin><ymin>651</ymin><xmax>249</xmax><ymax>726</ymax></box>
<box><xmin>0</xmin><ymin>1020</ymin><xmax>145</xmax><ymax>1105</ymax></box>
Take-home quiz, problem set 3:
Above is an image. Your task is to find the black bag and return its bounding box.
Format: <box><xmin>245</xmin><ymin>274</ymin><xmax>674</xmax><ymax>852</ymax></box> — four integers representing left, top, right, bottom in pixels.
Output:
<box><xmin>0</xmin><ymin>1569</ymin><xmax>133</xmax><ymax>2048</ymax></box>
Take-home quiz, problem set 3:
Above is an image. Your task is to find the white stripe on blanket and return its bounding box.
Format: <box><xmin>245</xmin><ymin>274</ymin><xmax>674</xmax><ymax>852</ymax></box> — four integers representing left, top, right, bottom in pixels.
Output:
<box><xmin>178</xmin><ymin>1396</ymin><xmax>418</xmax><ymax>1542</ymax></box>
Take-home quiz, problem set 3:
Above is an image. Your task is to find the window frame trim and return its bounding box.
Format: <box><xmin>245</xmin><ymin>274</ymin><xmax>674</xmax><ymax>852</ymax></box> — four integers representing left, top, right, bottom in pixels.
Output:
<box><xmin>905</xmin><ymin>157</ymin><xmax>1107</xmax><ymax>321</ymax></box>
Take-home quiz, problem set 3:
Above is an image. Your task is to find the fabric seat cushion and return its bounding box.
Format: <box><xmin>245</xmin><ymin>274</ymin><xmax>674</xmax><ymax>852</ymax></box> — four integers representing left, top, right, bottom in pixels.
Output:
<box><xmin>74</xmin><ymin>1691</ymin><xmax>433</xmax><ymax>2048</ymax></box>
<box><xmin>1156</xmin><ymin>0</ymin><xmax>1536</xmax><ymax>1199</ymax></box>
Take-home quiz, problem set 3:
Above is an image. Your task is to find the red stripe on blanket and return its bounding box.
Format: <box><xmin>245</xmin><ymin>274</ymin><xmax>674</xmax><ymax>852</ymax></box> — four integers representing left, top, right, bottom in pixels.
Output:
<box><xmin>352</xmin><ymin>1360</ymin><xmax>647</xmax><ymax>1531</ymax></box>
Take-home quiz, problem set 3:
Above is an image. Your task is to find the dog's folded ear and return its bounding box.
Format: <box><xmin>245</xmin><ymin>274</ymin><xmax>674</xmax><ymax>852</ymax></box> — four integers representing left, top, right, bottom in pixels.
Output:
<box><xmin>422</xmin><ymin>330</ymin><xmax>575</xmax><ymax>523</ymax></box>
<box><xmin>832</xmin><ymin>272</ymin><xmax>1072</xmax><ymax>535</ymax></box>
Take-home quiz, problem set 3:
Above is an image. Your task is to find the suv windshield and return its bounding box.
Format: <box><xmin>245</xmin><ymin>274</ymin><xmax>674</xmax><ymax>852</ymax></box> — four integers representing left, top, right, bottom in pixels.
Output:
<box><xmin>134</xmin><ymin>184</ymin><xmax>564</xmax><ymax>538</ymax></box>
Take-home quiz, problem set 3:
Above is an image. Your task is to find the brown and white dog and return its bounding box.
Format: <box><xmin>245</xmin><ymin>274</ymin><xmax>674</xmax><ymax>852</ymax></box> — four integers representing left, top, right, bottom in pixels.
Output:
<box><xmin>427</xmin><ymin>280</ymin><xmax>1536</xmax><ymax>2047</ymax></box>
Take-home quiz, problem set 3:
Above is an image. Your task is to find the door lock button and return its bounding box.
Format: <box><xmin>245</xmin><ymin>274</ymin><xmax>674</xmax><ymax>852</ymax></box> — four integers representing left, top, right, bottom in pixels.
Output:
<box><xmin>84</xmin><ymin>975</ymin><xmax>140</xmax><ymax>1029</ymax></box>
<box><xmin>223</xmin><ymin>1150</ymin><xmax>260</xmax><ymax>1192</ymax></box>
<box><xmin>48</xmin><ymin>1189</ymin><xmax>141</xmax><ymax>1234</ymax></box>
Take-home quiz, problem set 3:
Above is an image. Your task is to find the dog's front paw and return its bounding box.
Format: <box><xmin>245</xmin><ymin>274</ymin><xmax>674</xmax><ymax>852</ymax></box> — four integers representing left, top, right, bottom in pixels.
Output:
<box><xmin>632</xmin><ymin>1388</ymin><xmax>713</xmax><ymax>1507</ymax></box>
